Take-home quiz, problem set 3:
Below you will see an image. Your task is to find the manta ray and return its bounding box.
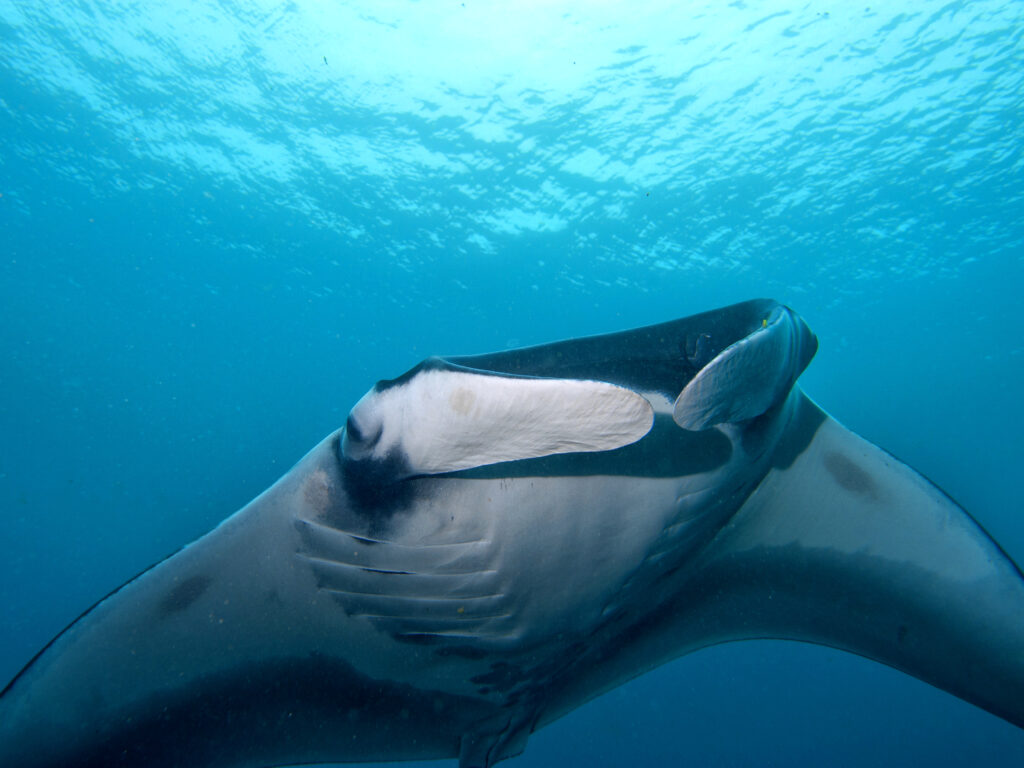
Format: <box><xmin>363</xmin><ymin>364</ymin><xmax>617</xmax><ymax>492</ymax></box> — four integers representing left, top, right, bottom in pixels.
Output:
<box><xmin>1</xmin><ymin>299</ymin><xmax>1021</xmax><ymax>768</ymax></box>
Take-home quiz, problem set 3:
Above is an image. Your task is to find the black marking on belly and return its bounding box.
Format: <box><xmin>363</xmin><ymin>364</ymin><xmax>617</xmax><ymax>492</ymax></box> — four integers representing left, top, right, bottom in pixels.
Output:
<box><xmin>158</xmin><ymin>574</ymin><xmax>212</xmax><ymax>615</ymax></box>
<box><xmin>338</xmin><ymin>446</ymin><xmax>417</xmax><ymax>534</ymax></box>
<box><xmin>824</xmin><ymin>450</ymin><xmax>878</xmax><ymax>498</ymax></box>
<box><xmin>52</xmin><ymin>653</ymin><xmax>492</xmax><ymax>768</ymax></box>
<box><xmin>469</xmin><ymin>640</ymin><xmax>588</xmax><ymax>705</ymax></box>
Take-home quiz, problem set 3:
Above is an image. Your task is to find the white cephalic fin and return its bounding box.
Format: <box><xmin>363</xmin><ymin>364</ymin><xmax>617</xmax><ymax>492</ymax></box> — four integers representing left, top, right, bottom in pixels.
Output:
<box><xmin>344</xmin><ymin>364</ymin><xmax>654</xmax><ymax>474</ymax></box>
<box><xmin>674</xmin><ymin>304</ymin><xmax>812</xmax><ymax>430</ymax></box>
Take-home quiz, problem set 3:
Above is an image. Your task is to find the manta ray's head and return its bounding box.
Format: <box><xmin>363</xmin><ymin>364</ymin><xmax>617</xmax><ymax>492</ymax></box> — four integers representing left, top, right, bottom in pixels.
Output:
<box><xmin>333</xmin><ymin>299</ymin><xmax>817</xmax><ymax>541</ymax></box>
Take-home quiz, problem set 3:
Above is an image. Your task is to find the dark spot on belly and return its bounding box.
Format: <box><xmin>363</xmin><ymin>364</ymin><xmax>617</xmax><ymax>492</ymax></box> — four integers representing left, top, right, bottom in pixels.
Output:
<box><xmin>823</xmin><ymin>451</ymin><xmax>877</xmax><ymax>498</ymax></box>
<box><xmin>159</xmin><ymin>574</ymin><xmax>213</xmax><ymax>615</ymax></box>
<box><xmin>60</xmin><ymin>652</ymin><xmax>493</xmax><ymax>768</ymax></box>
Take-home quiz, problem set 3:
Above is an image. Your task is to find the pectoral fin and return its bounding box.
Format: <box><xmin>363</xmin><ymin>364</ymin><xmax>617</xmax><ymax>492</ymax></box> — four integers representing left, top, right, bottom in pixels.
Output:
<box><xmin>678</xmin><ymin>393</ymin><xmax>1024</xmax><ymax>727</ymax></box>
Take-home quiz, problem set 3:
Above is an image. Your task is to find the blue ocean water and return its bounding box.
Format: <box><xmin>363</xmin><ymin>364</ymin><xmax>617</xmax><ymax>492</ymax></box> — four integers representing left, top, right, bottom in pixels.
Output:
<box><xmin>1</xmin><ymin>0</ymin><xmax>1023</xmax><ymax>766</ymax></box>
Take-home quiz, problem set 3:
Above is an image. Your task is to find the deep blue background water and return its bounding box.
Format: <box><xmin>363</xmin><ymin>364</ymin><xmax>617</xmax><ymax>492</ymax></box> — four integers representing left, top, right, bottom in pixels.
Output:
<box><xmin>2</xmin><ymin>1</ymin><xmax>1023</xmax><ymax>765</ymax></box>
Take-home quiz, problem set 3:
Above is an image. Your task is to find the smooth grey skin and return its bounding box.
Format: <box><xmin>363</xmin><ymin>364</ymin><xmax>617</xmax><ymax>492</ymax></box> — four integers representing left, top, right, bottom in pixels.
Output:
<box><xmin>1</xmin><ymin>299</ymin><xmax>1022</xmax><ymax>768</ymax></box>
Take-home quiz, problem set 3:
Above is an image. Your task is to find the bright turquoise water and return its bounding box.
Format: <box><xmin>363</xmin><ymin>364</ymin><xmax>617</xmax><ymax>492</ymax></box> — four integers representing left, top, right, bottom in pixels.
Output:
<box><xmin>1</xmin><ymin>1</ymin><xmax>1023</xmax><ymax>766</ymax></box>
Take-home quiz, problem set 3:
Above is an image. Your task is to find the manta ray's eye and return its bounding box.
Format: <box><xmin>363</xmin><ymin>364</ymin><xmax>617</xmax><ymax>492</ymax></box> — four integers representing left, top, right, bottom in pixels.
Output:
<box><xmin>345</xmin><ymin>415</ymin><xmax>365</xmax><ymax>442</ymax></box>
